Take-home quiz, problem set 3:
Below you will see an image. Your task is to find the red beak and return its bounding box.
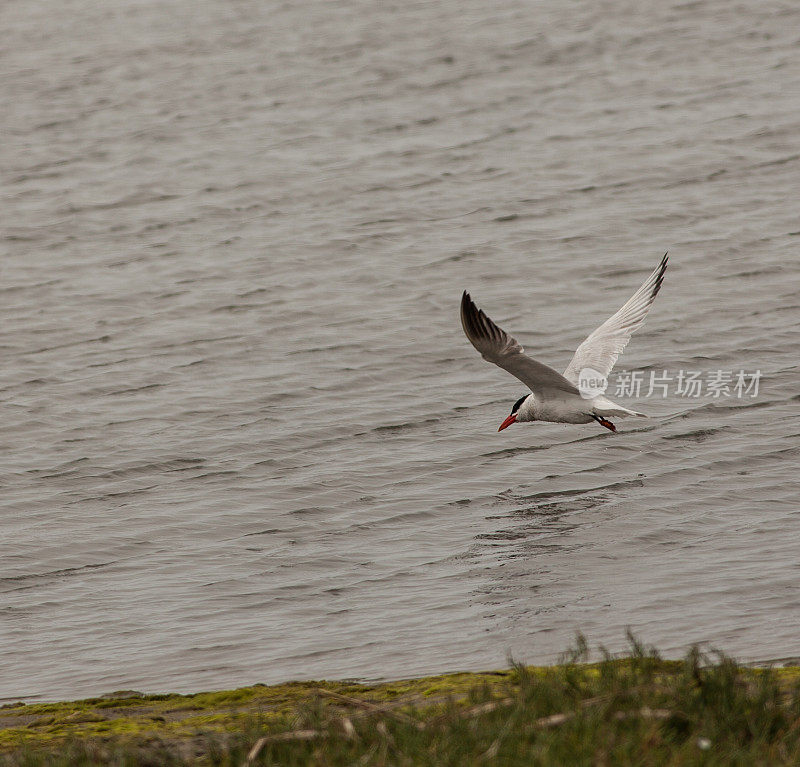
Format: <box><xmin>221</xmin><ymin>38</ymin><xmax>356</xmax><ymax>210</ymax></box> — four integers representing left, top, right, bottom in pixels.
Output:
<box><xmin>498</xmin><ymin>413</ymin><xmax>517</xmax><ymax>431</ymax></box>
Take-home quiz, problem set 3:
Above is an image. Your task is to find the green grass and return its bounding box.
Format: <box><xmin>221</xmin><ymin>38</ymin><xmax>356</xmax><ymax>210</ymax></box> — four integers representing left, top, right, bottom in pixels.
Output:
<box><xmin>3</xmin><ymin>636</ymin><xmax>800</xmax><ymax>766</ymax></box>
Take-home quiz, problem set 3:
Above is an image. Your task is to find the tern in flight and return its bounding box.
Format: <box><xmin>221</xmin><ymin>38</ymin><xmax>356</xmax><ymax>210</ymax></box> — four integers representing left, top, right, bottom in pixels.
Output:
<box><xmin>461</xmin><ymin>254</ymin><xmax>668</xmax><ymax>433</ymax></box>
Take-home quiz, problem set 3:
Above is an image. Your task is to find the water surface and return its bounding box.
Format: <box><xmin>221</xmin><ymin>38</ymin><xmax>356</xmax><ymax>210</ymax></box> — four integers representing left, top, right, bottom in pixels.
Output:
<box><xmin>3</xmin><ymin>0</ymin><xmax>800</xmax><ymax>700</ymax></box>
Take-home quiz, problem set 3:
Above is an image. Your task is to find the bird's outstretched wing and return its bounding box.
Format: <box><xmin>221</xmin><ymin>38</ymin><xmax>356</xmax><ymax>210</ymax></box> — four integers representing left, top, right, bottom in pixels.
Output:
<box><xmin>563</xmin><ymin>253</ymin><xmax>668</xmax><ymax>385</ymax></box>
<box><xmin>460</xmin><ymin>291</ymin><xmax>579</xmax><ymax>396</ymax></box>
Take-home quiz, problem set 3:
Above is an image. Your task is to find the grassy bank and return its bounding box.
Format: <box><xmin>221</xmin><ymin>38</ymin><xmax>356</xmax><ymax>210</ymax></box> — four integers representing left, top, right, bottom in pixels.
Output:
<box><xmin>3</xmin><ymin>637</ymin><xmax>800</xmax><ymax>766</ymax></box>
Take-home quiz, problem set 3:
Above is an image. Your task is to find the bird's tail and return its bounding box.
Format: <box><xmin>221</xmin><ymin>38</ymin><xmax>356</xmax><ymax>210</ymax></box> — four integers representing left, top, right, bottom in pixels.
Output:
<box><xmin>592</xmin><ymin>395</ymin><xmax>648</xmax><ymax>419</ymax></box>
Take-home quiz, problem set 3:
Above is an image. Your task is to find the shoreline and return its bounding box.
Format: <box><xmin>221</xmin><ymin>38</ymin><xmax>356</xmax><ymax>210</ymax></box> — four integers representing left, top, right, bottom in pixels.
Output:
<box><xmin>3</xmin><ymin>643</ymin><xmax>800</xmax><ymax>765</ymax></box>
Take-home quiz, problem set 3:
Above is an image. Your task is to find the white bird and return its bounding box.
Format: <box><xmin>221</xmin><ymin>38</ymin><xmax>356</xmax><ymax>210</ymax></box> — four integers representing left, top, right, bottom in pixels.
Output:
<box><xmin>460</xmin><ymin>253</ymin><xmax>668</xmax><ymax>433</ymax></box>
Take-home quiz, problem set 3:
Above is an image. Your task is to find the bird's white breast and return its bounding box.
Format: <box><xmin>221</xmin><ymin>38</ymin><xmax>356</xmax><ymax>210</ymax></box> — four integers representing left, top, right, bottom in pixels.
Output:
<box><xmin>519</xmin><ymin>392</ymin><xmax>594</xmax><ymax>424</ymax></box>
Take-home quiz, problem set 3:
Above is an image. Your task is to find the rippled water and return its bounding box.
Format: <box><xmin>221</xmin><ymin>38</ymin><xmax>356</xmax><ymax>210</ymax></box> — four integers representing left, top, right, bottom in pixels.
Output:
<box><xmin>3</xmin><ymin>0</ymin><xmax>800</xmax><ymax>701</ymax></box>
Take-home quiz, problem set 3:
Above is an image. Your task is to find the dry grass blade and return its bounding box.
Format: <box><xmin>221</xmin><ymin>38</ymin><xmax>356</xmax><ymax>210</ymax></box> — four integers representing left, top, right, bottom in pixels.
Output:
<box><xmin>341</xmin><ymin>717</ymin><xmax>356</xmax><ymax>739</ymax></box>
<box><xmin>482</xmin><ymin>695</ymin><xmax>609</xmax><ymax>758</ymax></box>
<box><xmin>425</xmin><ymin>697</ymin><xmax>515</xmax><ymax>729</ymax></box>
<box><xmin>242</xmin><ymin>730</ymin><xmax>321</xmax><ymax>766</ymax></box>
<box><xmin>315</xmin><ymin>688</ymin><xmax>420</xmax><ymax>727</ymax></box>
<box><xmin>534</xmin><ymin>710</ymin><xmax>577</xmax><ymax>728</ymax></box>
<box><xmin>376</xmin><ymin>720</ymin><xmax>394</xmax><ymax>745</ymax></box>
<box><xmin>458</xmin><ymin>698</ymin><xmax>515</xmax><ymax>719</ymax></box>
<box><xmin>530</xmin><ymin>695</ymin><xmax>610</xmax><ymax>730</ymax></box>
<box><xmin>613</xmin><ymin>707</ymin><xmax>672</xmax><ymax>721</ymax></box>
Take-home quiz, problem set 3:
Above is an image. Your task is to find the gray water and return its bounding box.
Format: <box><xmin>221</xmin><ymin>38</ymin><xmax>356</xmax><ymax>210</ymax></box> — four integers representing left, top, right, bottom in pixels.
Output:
<box><xmin>3</xmin><ymin>0</ymin><xmax>800</xmax><ymax>702</ymax></box>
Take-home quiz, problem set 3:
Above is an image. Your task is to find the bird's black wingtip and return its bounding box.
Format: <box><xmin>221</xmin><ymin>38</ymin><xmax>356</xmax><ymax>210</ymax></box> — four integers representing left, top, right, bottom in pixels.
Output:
<box><xmin>653</xmin><ymin>252</ymin><xmax>668</xmax><ymax>280</ymax></box>
<box><xmin>460</xmin><ymin>290</ymin><xmax>472</xmax><ymax>325</ymax></box>
<box><xmin>460</xmin><ymin>289</ymin><xmax>489</xmax><ymax>343</ymax></box>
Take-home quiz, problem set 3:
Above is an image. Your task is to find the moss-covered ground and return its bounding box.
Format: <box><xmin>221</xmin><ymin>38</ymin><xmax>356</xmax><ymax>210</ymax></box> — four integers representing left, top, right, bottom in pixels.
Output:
<box><xmin>3</xmin><ymin>637</ymin><xmax>800</xmax><ymax>765</ymax></box>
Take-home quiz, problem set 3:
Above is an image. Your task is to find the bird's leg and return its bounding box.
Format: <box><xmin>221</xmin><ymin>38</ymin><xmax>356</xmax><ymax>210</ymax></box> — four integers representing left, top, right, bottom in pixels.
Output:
<box><xmin>590</xmin><ymin>413</ymin><xmax>617</xmax><ymax>433</ymax></box>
